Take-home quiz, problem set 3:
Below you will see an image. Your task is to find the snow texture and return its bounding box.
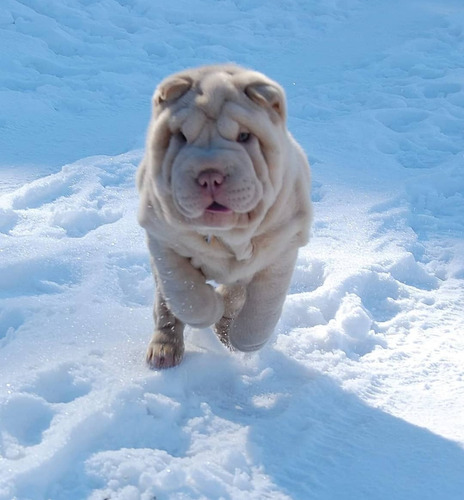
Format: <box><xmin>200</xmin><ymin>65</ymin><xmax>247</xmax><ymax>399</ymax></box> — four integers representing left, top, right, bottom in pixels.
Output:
<box><xmin>1</xmin><ymin>0</ymin><xmax>464</xmax><ymax>499</ymax></box>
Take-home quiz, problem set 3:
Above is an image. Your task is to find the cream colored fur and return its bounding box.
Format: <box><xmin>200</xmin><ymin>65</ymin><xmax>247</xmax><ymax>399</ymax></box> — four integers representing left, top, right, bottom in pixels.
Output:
<box><xmin>137</xmin><ymin>64</ymin><xmax>312</xmax><ymax>368</ymax></box>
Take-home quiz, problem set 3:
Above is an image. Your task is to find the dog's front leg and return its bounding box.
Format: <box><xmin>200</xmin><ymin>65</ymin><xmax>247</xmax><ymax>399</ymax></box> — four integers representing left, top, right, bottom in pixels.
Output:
<box><xmin>146</xmin><ymin>237</ymin><xmax>225</xmax><ymax>368</ymax></box>
<box><xmin>148</xmin><ymin>238</ymin><xmax>225</xmax><ymax>327</ymax></box>
<box><xmin>146</xmin><ymin>279</ymin><xmax>185</xmax><ymax>369</ymax></box>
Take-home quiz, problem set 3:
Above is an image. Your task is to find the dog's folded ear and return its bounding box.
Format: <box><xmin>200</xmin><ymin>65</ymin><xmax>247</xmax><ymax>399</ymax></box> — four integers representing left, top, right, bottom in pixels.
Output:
<box><xmin>245</xmin><ymin>81</ymin><xmax>286</xmax><ymax>121</ymax></box>
<box><xmin>154</xmin><ymin>76</ymin><xmax>193</xmax><ymax>105</ymax></box>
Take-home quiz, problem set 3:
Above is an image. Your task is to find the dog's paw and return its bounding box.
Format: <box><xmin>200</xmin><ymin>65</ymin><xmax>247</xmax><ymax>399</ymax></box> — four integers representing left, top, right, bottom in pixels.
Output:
<box><xmin>146</xmin><ymin>332</ymin><xmax>184</xmax><ymax>369</ymax></box>
<box><xmin>213</xmin><ymin>316</ymin><xmax>235</xmax><ymax>351</ymax></box>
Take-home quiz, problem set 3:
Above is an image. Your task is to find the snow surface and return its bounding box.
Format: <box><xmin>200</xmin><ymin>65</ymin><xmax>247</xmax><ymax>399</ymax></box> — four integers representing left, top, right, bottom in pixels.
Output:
<box><xmin>1</xmin><ymin>0</ymin><xmax>464</xmax><ymax>499</ymax></box>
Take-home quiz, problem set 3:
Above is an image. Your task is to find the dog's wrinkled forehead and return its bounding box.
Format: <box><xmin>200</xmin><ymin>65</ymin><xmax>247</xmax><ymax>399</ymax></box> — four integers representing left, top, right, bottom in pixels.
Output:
<box><xmin>153</xmin><ymin>65</ymin><xmax>286</xmax><ymax>137</ymax></box>
<box><xmin>194</xmin><ymin>71</ymin><xmax>237</xmax><ymax>119</ymax></box>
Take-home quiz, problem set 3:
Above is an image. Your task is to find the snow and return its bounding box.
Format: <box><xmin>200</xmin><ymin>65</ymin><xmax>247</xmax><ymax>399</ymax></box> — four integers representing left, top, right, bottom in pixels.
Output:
<box><xmin>1</xmin><ymin>0</ymin><xmax>464</xmax><ymax>498</ymax></box>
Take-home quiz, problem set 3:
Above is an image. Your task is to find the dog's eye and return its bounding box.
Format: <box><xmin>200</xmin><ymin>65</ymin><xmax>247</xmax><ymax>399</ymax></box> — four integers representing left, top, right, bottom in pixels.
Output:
<box><xmin>237</xmin><ymin>132</ymin><xmax>251</xmax><ymax>143</ymax></box>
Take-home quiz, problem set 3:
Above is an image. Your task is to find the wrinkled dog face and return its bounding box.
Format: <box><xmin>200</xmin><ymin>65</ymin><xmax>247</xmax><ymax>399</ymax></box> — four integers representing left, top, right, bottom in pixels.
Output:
<box><xmin>147</xmin><ymin>65</ymin><xmax>287</xmax><ymax>230</ymax></box>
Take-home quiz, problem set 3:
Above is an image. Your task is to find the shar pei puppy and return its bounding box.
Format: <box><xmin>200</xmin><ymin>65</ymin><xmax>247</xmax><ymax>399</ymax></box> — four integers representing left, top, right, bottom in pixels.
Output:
<box><xmin>137</xmin><ymin>64</ymin><xmax>312</xmax><ymax>369</ymax></box>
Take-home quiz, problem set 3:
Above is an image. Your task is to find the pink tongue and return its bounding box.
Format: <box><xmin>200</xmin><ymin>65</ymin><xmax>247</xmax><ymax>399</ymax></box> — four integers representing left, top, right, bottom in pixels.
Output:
<box><xmin>207</xmin><ymin>202</ymin><xmax>230</xmax><ymax>212</ymax></box>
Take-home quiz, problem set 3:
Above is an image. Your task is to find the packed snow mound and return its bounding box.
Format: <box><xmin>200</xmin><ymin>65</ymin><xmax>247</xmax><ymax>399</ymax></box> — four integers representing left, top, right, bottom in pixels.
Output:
<box><xmin>1</xmin><ymin>0</ymin><xmax>464</xmax><ymax>499</ymax></box>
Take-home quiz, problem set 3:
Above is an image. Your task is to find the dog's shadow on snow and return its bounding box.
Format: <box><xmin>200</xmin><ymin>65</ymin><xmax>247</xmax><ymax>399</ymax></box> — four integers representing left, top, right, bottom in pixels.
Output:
<box><xmin>171</xmin><ymin>338</ymin><xmax>464</xmax><ymax>500</ymax></box>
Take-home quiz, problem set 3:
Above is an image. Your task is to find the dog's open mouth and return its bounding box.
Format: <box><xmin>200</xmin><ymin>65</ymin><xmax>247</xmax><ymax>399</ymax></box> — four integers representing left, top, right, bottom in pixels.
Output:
<box><xmin>206</xmin><ymin>202</ymin><xmax>232</xmax><ymax>213</ymax></box>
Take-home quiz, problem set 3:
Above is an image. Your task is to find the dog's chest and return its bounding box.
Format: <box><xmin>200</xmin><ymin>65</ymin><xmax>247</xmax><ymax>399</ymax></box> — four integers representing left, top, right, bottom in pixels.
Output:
<box><xmin>184</xmin><ymin>234</ymin><xmax>257</xmax><ymax>285</ymax></box>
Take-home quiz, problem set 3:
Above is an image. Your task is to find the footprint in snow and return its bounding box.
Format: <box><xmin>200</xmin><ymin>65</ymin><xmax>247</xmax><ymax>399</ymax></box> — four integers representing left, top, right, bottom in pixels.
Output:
<box><xmin>0</xmin><ymin>208</ymin><xmax>19</xmax><ymax>234</ymax></box>
<box><xmin>107</xmin><ymin>253</ymin><xmax>153</xmax><ymax>307</ymax></box>
<box><xmin>0</xmin><ymin>309</ymin><xmax>25</xmax><ymax>346</ymax></box>
<box><xmin>0</xmin><ymin>256</ymin><xmax>79</xmax><ymax>299</ymax></box>
<box><xmin>11</xmin><ymin>175</ymin><xmax>74</xmax><ymax>210</ymax></box>
<box><xmin>0</xmin><ymin>364</ymin><xmax>93</xmax><ymax>457</ymax></box>
<box><xmin>0</xmin><ymin>393</ymin><xmax>55</xmax><ymax>452</ymax></box>
<box><xmin>22</xmin><ymin>362</ymin><xmax>91</xmax><ymax>404</ymax></box>
<box><xmin>422</xmin><ymin>82</ymin><xmax>461</xmax><ymax>99</ymax></box>
<box><xmin>289</xmin><ymin>258</ymin><xmax>326</xmax><ymax>295</ymax></box>
<box><xmin>52</xmin><ymin>206</ymin><xmax>123</xmax><ymax>238</ymax></box>
<box><xmin>376</xmin><ymin>109</ymin><xmax>429</xmax><ymax>133</ymax></box>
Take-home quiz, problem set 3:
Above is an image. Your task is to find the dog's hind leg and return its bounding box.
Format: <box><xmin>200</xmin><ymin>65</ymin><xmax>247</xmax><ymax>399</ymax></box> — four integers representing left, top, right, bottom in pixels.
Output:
<box><xmin>214</xmin><ymin>283</ymin><xmax>247</xmax><ymax>349</ymax></box>
<box><xmin>226</xmin><ymin>248</ymin><xmax>298</xmax><ymax>352</ymax></box>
